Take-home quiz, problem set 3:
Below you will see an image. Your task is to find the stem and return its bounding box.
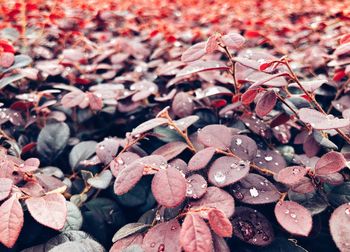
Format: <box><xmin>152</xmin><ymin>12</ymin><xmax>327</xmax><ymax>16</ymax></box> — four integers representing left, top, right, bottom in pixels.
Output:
<box><xmin>219</xmin><ymin>44</ymin><xmax>238</xmax><ymax>94</ymax></box>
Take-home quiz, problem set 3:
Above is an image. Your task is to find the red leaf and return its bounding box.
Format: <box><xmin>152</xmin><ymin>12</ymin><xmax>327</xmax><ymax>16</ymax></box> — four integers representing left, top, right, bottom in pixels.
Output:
<box><xmin>314</xmin><ymin>152</ymin><xmax>346</xmax><ymax>175</ymax></box>
<box><xmin>181</xmin><ymin>42</ymin><xmax>206</xmax><ymax>63</ymax></box>
<box><xmin>0</xmin><ymin>52</ymin><xmax>15</xmax><ymax>68</ymax></box>
<box><xmin>0</xmin><ymin>196</ymin><xmax>23</xmax><ymax>248</ymax></box>
<box><xmin>205</xmin><ymin>35</ymin><xmax>219</xmax><ymax>53</ymax></box>
<box><xmin>180</xmin><ymin>214</ymin><xmax>212</xmax><ymax>252</ymax></box>
<box><xmin>208</xmin><ymin>209</ymin><xmax>233</xmax><ymax>237</ymax></box>
<box><xmin>176</xmin><ymin>60</ymin><xmax>230</xmax><ymax>78</ymax></box>
<box><xmin>208</xmin><ymin>156</ymin><xmax>250</xmax><ymax>187</ymax></box>
<box><xmin>186</xmin><ymin>174</ymin><xmax>207</xmax><ymax>199</ymax></box>
<box><xmin>259</xmin><ymin>61</ymin><xmax>274</xmax><ymax>71</ymax></box>
<box><xmin>172</xmin><ymin>92</ymin><xmax>194</xmax><ymax>118</ymax></box>
<box><xmin>191</xmin><ymin>187</ymin><xmax>235</xmax><ymax>219</ymax></box>
<box><xmin>276</xmin><ymin>166</ymin><xmax>307</xmax><ymax>185</ymax></box>
<box><xmin>131</xmin><ymin>118</ymin><xmax>168</xmax><ymax>136</ymax></box>
<box><xmin>241</xmin><ymin>88</ymin><xmax>260</xmax><ymax>105</ymax></box>
<box><xmin>87</xmin><ymin>92</ymin><xmax>103</xmax><ymax>111</ymax></box>
<box><xmin>244</xmin><ymin>30</ymin><xmax>261</xmax><ymax>38</ymax></box>
<box><xmin>0</xmin><ymin>178</ymin><xmax>13</xmax><ymax>201</ymax></box>
<box><xmin>333</xmin><ymin>70</ymin><xmax>346</xmax><ymax>82</ymax></box>
<box><xmin>25</xmin><ymin>193</ymin><xmax>67</xmax><ymax>230</ymax></box>
<box><xmin>329</xmin><ymin>203</ymin><xmax>350</xmax><ymax>251</ymax></box>
<box><xmin>142</xmin><ymin>219</ymin><xmax>181</xmax><ymax>252</ymax></box>
<box><xmin>230</xmin><ymin>135</ymin><xmax>258</xmax><ymax>161</ymax></box>
<box><xmin>152</xmin><ymin>141</ymin><xmax>188</xmax><ymax>161</ymax></box>
<box><xmin>274</xmin><ymin>201</ymin><xmax>312</xmax><ymax>236</ymax></box>
<box><xmin>151</xmin><ymin>166</ymin><xmax>186</xmax><ymax>207</ymax></box>
<box><xmin>188</xmin><ymin>147</ymin><xmax>216</xmax><ymax>171</ymax></box>
<box><xmin>61</xmin><ymin>90</ymin><xmax>87</xmax><ymax>108</ymax></box>
<box><xmin>197</xmin><ymin>124</ymin><xmax>236</xmax><ymax>149</ymax></box>
<box><xmin>110</xmin><ymin>233</ymin><xmax>143</xmax><ymax>252</ymax></box>
<box><xmin>255</xmin><ymin>90</ymin><xmax>277</xmax><ymax>117</ymax></box>
<box><xmin>114</xmin><ymin>159</ymin><xmax>145</xmax><ymax>195</ymax></box>
<box><xmin>221</xmin><ymin>33</ymin><xmax>245</xmax><ymax>50</ymax></box>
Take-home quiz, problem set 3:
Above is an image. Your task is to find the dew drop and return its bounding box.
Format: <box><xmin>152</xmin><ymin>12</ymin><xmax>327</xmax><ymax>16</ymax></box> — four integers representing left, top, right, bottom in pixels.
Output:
<box><xmin>158</xmin><ymin>244</ymin><xmax>165</xmax><ymax>252</ymax></box>
<box><xmin>264</xmin><ymin>156</ymin><xmax>273</xmax><ymax>161</ymax></box>
<box><xmin>285</xmin><ymin>209</ymin><xmax>290</xmax><ymax>214</ymax></box>
<box><xmin>214</xmin><ymin>171</ymin><xmax>226</xmax><ymax>184</ymax></box>
<box><xmin>292</xmin><ymin>167</ymin><xmax>300</xmax><ymax>174</ymax></box>
<box><xmin>345</xmin><ymin>208</ymin><xmax>350</xmax><ymax>215</ymax></box>
<box><xmin>171</xmin><ymin>226</ymin><xmax>176</xmax><ymax>230</ymax></box>
<box><xmin>290</xmin><ymin>213</ymin><xmax>297</xmax><ymax>219</ymax></box>
<box><xmin>235</xmin><ymin>138</ymin><xmax>242</xmax><ymax>146</ymax></box>
<box><xmin>274</xmin><ymin>162</ymin><xmax>279</xmax><ymax>166</ymax></box>
<box><xmin>262</xmin><ymin>234</ymin><xmax>270</xmax><ymax>241</ymax></box>
<box><xmin>150</xmin><ymin>242</ymin><xmax>156</xmax><ymax>248</ymax></box>
<box><xmin>186</xmin><ymin>188</ymin><xmax>193</xmax><ymax>195</ymax></box>
<box><xmin>201</xmin><ymin>184</ymin><xmax>207</xmax><ymax>189</ymax></box>
<box><xmin>99</xmin><ymin>145</ymin><xmax>105</xmax><ymax>150</ymax></box>
<box><xmin>249</xmin><ymin>187</ymin><xmax>259</xmax><ymax>197</ymax></box>
<box><xmin>235</xmin><ymin>192</ymin><xmax>244</xmax><ymax>200</ymax></box>
<box><xmin>117</xmin><ymin>158</ymin><xmax>124</xmax><ymax>165</ymax></box>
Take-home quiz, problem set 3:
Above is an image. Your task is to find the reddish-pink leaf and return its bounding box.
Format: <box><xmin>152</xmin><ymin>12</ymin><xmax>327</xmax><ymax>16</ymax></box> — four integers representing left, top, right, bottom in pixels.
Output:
<box><xmin>0</xmin><ymin>196</ymin><xmax>23</xmax><ymax>248</ymax></box>
<box><xmin>315</xmin><ymin>152</ymin><xmax>346</xmax><ymax>175</ymax></box>
<box><xmin>151</xmin><ymin>166</ymin><xmax>186</xmax><ymax>208</ymax></box>
<box><xmin>186</xmin><ymin>174</ymin><xmax>207</xmax><ymax>199</ymax></box>
<box><xmin>180</xmin><ymin>214</ymin><xmax>213</xmax><ymax>252</ymax></box>
<box><xmin>114</xmin><ymin>159</ymin><xmax>145</xmax><ymax>195</ymax></box>
<box><xmin>0</xmin><ymin>52</ymin><xmax>15</xmax><ymax>68</ymax></box>
<box><xmin>96</xmin><ymin>138</ymin><xmax>120</xmax><ymax>164</ymax></box>
<box><xmin>253</xmin><ymin>149</ymin><xmax>286</xmax><ymax>174</ymax></box>
<box><xmin>172</xmin><ymin>92</ymin><xmax>194</xmax><ymax>118</ymax></box>
<box><xmin>231</xmin><ymin>206</ymin><xmax>274</xmax><ymax>246</ymax></box>
<box><xmin>152</xmin><ymin>141</ymin><xmax>188</xmax><ymax>161</ymax></box>
<box><xmin>221</xmin><ymin>33</ymin><xmax>245</xmax><ymax>50</ymax></box>
<box><xmin>241</xmin><ymin>88</ymin><xmax>260</xmax><ymax>105</ymax></box>
<box><xmin>0</xmin><ymin>178</ymin><xmax>13</xmax><ymax>201</ymax></box>
<box><xmin>191</xmin><ymin>187</ymin><xmax>235</xmax><ymax>219</ymax></box>
<box><xmin>288</xmin><ymin>79</ymin><xmax>326</xmax><ymax>93</ymax></box>
<box><xmin>255</xmin><ymin>90</ymin><xmax>277</xmax><ymax>117</ymax></box>
<box><xmin>208</xmin><ymin>156</ymin><xmax>250</xmax><ymax>187</ymax></box>
<box><xmin>26</xmin><ymin>193</ymin><xmax>67</xmax><ymax>230</ymax></box>
<box><xmin>230</xmin><ymin>135</ymin><xmax>258</xmax><ymax>160</ymax></box>
<box><xmin>176</xmin><ymin>60</ymin><xmax>230</xmax><ymax>78</ymax></box>
<box><xmin>110</xmin><ymin>152</ymin><xmax>140</xmax><ymax>177</ymax></box>
<box><xmin>205</xmin><ymin>35</ymin><xmax>219</xmax><ymax>53</ymax></box>
<box><xmin>188</xmin><ymin>147</ymin><xmax>216</xmax><ymax>171</ymax></box>
<box><xmin>198</xmin><ymin>124</ymin><xmax>237</xmax><ymax>149</ymax></box>
<box><xmin>87</xmin><ymin>92</ymin><xmax>103</xmax><ymax>111</ymax></box>
<box><xmin>20</xmin><ymin>157</ymin><xmax>40</xmax><ymax>172</ymax></box>
<box><xmin>142</xmin><ymin>219</ymin><xmax>181</xmax><ymax>252</ymax></box>
<box><xmin>208</xmin><ymin>209</ymin><xmax>233</xmax><ymax>237</ymax></box>
<box><xmin>329</xmin><ymin>203</ymin><xmax>350</xmax><ymax>251</ymax></box>
<box><xmin>110</xmin><ymin>233</ymin><xmax>143</xmax><ymax>252</ymax></box>
<box><xmin>291</xmin><ymin>177</ymin><xmax>316</xmax><ymax>193</ymax></box>
<box><xmin>61</xmin><ymin>90</ymin><xmax>87</xmax><ymax>108</ymax></box>
<box><xmin>231</xmin><ymin>173</ymin><xmax>280</xmax><ymax>204</ymax></box>
<box><xmin>276</xmin><ymin>166</ymin><xmax>307</xmax><ymax>186</ymax></box>
<box><xmin>298</xmin><ymin>108</ymin><xmax>350</xmax><ymax>130</ymax></box>
<box><xmin>274</xmin><ymin>201</ymin><xmax>312</xmax><ymax>236</ymax></box>
<box><xmin>181</xmin><ymin>42</ymin><xmax>206</xmax><ymax>63</ymax></box>
<box><xmin>131</xmin><ymin>118</ymin><xmax>168</xmax><ymax>136</ymax></box>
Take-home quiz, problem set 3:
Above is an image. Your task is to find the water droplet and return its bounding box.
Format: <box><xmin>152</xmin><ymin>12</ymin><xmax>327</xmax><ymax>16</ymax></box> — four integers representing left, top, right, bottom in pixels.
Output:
<box><xmin>117</xmin><ymin>158</ymin><xmax>124</xmax><ymax>165</ymax></box>
<box><xmin>235</xmin><ymin>138</ymin><xmax>242</xmax><ymax>146</ymax></box>
<box><xmin>345</xmin><ymin>208</ymin><xmax>350</xmax><ymax>215</ymax></box>
<box><xmin>201</xmin><ymin>184</ymin><xmax>207</xmax><ymax>188</ymax></box>
<box><xmin>274</xmin><ymin>162</ymin><xmax>279</xmax><ymax>166</ymax></box>
<box><xmin>292</xmin><ymin>167</ymin><xmax>300</xmax><ymax>174</ymax></box>
<box><xmin>158</xmin><ymin>244</ymin><xmax>165</xmax><ymax>252</ymax></box>
<box><xmin>235</xmin><ymin>192</ymin><xmax>244</xmax><ymax>200</ymax></box>
<box><xmin>285</xmin><ymin>209</ymin><xmax>290</xmax><ymax>214</ymax></box>
<box><xmin>186</xmin><ymin>188</ymin><xmax>193</xmax><ymax>195</ymax></box>
<box><xmin>99</xmin><ymin>145</ymin><xmax>105</xmax><ymax>150</ymax></box>
<box><xmin>159</xmin><ymin>162</ymin><xmax>167</xmax><ymax>169</ymax></box>
<box><xmin>171</xmin><ymin>226</ymin><xmax>176</xmax><ymax>230</ymax></box>
<box><xmin>214</xmin><ymin>171</ymin><xmax>226</xmax><ymax>184</ymax></box>
<box><xmin>150</xmin><ymin>242</ymin><xmax>156</xmax><ymax>248</ymax></box>
<box><xmin>249</xmin><ymin>187</ymin><xmax>259</xmax><ymax>197</ymax></box>
<box><xmin>290</xmin><ymin>213</ymin><xmax>297</xmax><ymax>219</ymax></box>
<box><xmin>264</xmin><ymin>156</ymin><xmax>273</xmax><ymax>161</ymax></box>
<box><xmin>262</xmin><ymin>234</ymin><xmax>270</xmax><ymax>241</ymax></box>
<box><xmin>193</xmin><ymin>194</ymin><xmax>198</xmax><ymax>199</ymax></box>
<box><xmin>230</xmin><ymin>163</ymin><xmax>237</xmax><ymax>169</ymax></box>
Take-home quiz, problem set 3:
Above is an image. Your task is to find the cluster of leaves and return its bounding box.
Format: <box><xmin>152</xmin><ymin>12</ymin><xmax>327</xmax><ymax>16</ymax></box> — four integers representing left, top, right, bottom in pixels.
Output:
<box><xmin>1</xmin><ymin>0</ymin><xmax>350</xmax><ymax>251</ymax></box>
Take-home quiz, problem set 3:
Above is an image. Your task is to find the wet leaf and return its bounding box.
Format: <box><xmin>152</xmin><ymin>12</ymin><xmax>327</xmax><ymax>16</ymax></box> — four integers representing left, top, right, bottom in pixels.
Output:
<box><xmin>208</xmin><ymin>209</ymin><xmax>233</xmax><ymax>237</ymax></box>
<box><xmin>230</xmin><ymin>135</ymin><xmax>258</xmax><ymax>160</ymax></box>
<box><xmin>172</xmin><ymin>92</ymin><xmax>194</xmax><ymax>118</ymax></box>
<box><xmin>112</xmin><ymin>223</ymin><xmax>150</xmax><ymax>243</ymax></box>
<box><xmin>152</xmin><ymin>141</ymin><xmax>188</xmax><ymax>161</ymax></box>
<box><xmin>188</xmin><ymin>147</ymin><xmax>216</xmax><ymax>171</ymax></box>
<box><xmin>197</xmin><ymin>124</ymin><xmax>235</xmax><ymax>149</ymax></box>
<box><xmin>221</xmin><ymin>33</ymin><xmax>245</xmax><ymax>49</ymax></box>
<box><xmin>181</xmin><ymin>42</ymin><xmax>206</xmax><ymax>63</ymax></box>
<box><xmin>329</xmin><ymin>203</ymin><xmax>350</xmax><ymax>251</ymax></box>
<box><xmin>131</xmin><ymin>118</ymin><xmax>168</xmax><ymax>136</ymax></box>
<box><xmin>256</xmin><ymin>90</ymin><xmax>277</xmax><ymax>117</ymax></box>
<box><xmin>186</xmin><ymin>174</ymin><xmax>207</xmax><ymax>199</ymax></box>
<box><xmin>176</xmin><ymin>60</ymin><xmax>229</xmax><ymax>78</ymax></box>
<box><xmin>315</xmin><ymin>151</ymin><xmax>346</xmax><ymax>175</ymax></box>
<box><xmin>276</xmin><ymin>166</ymin><xmax>307</xmax><ymax>186</ymax></box>
<box><xmin>0</xmin><ymin>178</ymin><xmax>13</xmax><ymax>201</ymax></box>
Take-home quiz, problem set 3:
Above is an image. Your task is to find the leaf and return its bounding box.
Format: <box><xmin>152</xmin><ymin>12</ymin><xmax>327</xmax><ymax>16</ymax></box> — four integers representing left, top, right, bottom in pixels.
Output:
<box><xmin>114</xmin><ymin>159</ymin><xmax>145</xmax><ymax>195</ymax></box>
<box><xmin>288</xmin><ymin>190</ymin><xmax>328</xmax><ymax>215</ymax></box>
<box><xmin>143</xmin><ymin>219</ymin><xmax>181</xmax><ymax>252</ymax></box>
<box><xmin>208</xmin><ymin>209</ymin><xmax>233</xmax><ymax>237</ymax></box>
<box><xmin>186</xmin><ymin>174</ymin><xmax>207</xmax><ymax>199</ymax></box>
<box><xmin>96</xmin><ymin>138</ymin><xmax>120</xmax><ymax>164</ymax></box>
<box><xmin>176</xmin><ymin>60</ymin><xmax>230</xmax><ymax>78</ymax></box>
<box><xmin>205</xmin><ymin>35</ymin><xmax>219</xmax><ymax>53</ymax></box>
<box><xmin>37</xmin><ymin>122</ymin><xmax>70</xmax><ymax>162</ymax></box>
<box><xmin>231</xmin><ymin>206</ymin><xmax>274</xmax><ymax>246</ymax></box>
<box><xmin>0</xmin><ymin>178</ymin><xmax>13</xmax><ymax>201</ymax></box>
<box><xmin>181</xmin><ymin>42</ymin><xmax>206</xmax><ymax>63</ymax></box>
<box><xmin>26</xmin><ymin>193</ymin><xmax>67</xmax><ymax>230</ymax></box>
<box><xmin>152</xmin><ymin>141</ymin><xmax>188</xmax><ymax>161</ymax></box>
<box><xmin>241</xmin><ymin>88</ymin><xmax>261</xmax><ymax>105</ymax></box>
<box><xmin>197</xmin><ymin>124</ymin><xmax>235</xmax><ymax>149</ymax></box>
<box><xmin>212</xmin><ymin>233</ymin><xmax>230</xmax><ymax>252</ymax></box>
<box><xmin>230</xmin><ymin>135</ymin><xmax>258</xmax><ymax>160</ymax></box>
<box><xmin>61</xmin><ymin>201</ymin><xmax>83</xmax><ymax>232</ymax></box>
<box><xmin>208</xmin><ymin>156</ymin><xmax>250</xmax><ymax>187</ymax></box>
<box><xmin>260</xmin><ymin>237</ymin><xmax>308</xmax><ymax>252</ymax></box>
<box><xmin>112</xmin><ymin>223</ymin><xmax>150</xmax><ymax>243</ymax></box>
<box><xmin>110</xmin><ymin>152</ymin><xmax>140</xmax><ymax>177</ymax></box>
<box><xmin>221</xmin><ymin>33</ymin><xmax>245</xmax><ymax>49</ymax></box>
<box><xmin>190</xmin><ymin>187</ymin><xmax>235</xmax><ymax>219</ymax></box>
<box><xmin>231</xmin><ymin>173</ymin><xmax>280</xmax><ymax>204</ymax></box>
<box><xmin>0</xmin><ymin>196</ymin><xmax>23</xmax><ymax>248</ymax></box>
<box><xmin>180</xmin><ymin>214</ymin><xmax>213</xmax><ymax>252</ymax></box>
<box><xmin>249</xmin><ymin>72</ymin><xmax>289</xmax><ymax>89</ymax></box>
<box><xmin>151</xmin><ymin>166</ymin><xmax>186</xmax><ymax>207</ymax></box>
<box><xmin>110</xmin><ymin>233</ymin><xmax>143</xmax><ymax>252</ymax></box>
<box><xmin>274</xmin><ymin>201</ymin><xmax>312</xmax><ymax>236</ymax></box>
<box><xmin>329</xmin><ymin>203</ymin><xmax>350</xmax><ymax>251</ymax></box>
<box><xmin>298</xmin><ymin>108</ymin><xmax>350</xmax><ymax>130</ymax></box>
<box><xmin>276</xmin><ymin>166</ymin><xmax>307</xmax><ymax>186</ymax></box>
<box><xmin>315</xmin><ymin>151</ymin><xmax>346</xmax><ymax>175</ymax></box>
<box><xmin>131</xmin><ymin>118</ymin><xmax>168</xmax><ymax>136</ymax></box>
<box><xmin>188</xmin><ymin>147</ymin><xmax>216</xmax><ymax>171</ymax></box>
<box><xmin>0</xmin><ymin>52</ymin><xmax>14</xmax><ymax>68</ymax></box>
<box><xmin>69</xmin><ymin>141</ymin><xmax>97</xmax><ymax>170</ymax></box>
<box><xmin>174</xmin><ymin>115</ymin><xmax>199</xmax><ymax>131</ymax></box>
<box><xmin>289</xmin><ymin>79</ymin><xmax>327</xmax><ymax>93</ymax></box>
<box><xmin>0</xmin><ymin>55</ymin><xmax>32</xmax><ymax>74</ymax></box>
<box><xmin>87</xmin><ymin>92</ymin><xmax>103</xmax><ymax>110</ymax></box>
<box><xmin>256</xmin><ymin>90</ymin><xmax>277</xmax><ymax>117</ymax></box>
<box><xmin>253</xmin><ymin>149</ymin><xmax>286</xmax><ymax>174</ymax></box>
<box><xmin>0</xmin><ymin>73</ymin><xmax>25</xmax><ymax>89</ymax></box>
<box><xmin>172</xmin><ymin>92</ymin><xmax>194</xmax><ymax>118</ymax></box>
<box><xmin>61</xmin><ymin>90</ymin><xmax>87</xmax><ymax>108</ymax></box>
<box><xmin>87</xmin><ymin>170</ymin><xmax>113</xmax><ymax>189</ymax></box>
<box><xmin>327</xmin><ymin>182</ymin><xmax>350</xmax><ymax>207</ymax></box>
